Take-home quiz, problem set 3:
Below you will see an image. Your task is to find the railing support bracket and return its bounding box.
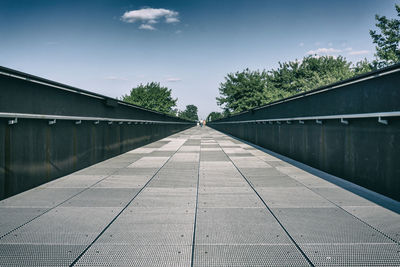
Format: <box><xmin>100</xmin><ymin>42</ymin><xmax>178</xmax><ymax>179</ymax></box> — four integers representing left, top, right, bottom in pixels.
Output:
<box><xmin>378</xmin><ymin>117</ymin><xmax>388</xmax><ymax>125</ymax></box>
<box><xmin>8</xmin><ymin>118</ymin><xmax>18</xmax><ymax>125</ymax></box>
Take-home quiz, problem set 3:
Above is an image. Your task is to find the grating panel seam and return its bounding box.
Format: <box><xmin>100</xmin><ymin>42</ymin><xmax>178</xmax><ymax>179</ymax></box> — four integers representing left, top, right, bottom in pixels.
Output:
<box><xmin>69</xmin><ymin>139</ymin><xmax>187</xmax><ymax>267</ymax></box>
<box><xmin>218</xmin><ymin>142</ymin><xmax>315</xmax><ymax>267</ymax></box>
<box><xmin>292</xmin><ymin>182</ymin><xmax>400</xmax><ymax>245</ymax></box>
<box><xmin>0</xmin><ymin>170</ymin><xmax>123</xmax><ymax>240</ymax></box>
<box><xmin>190</xmin><ymin>144</ymin><xmax>201</xmax><ymax>267</ymax></box>
<box><xmin>219</xmin><ymin>131</ymin><xmax>400</xmax><ymax>245</ymax></box>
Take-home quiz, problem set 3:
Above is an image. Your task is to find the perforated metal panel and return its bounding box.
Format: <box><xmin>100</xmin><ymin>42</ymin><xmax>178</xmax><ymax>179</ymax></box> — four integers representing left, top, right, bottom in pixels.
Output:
<box><xmin>272</xmin><ymin>207</ymin><xmax>390</xmax><ymax>244</ymax></box>
<box><xmin>300</xmin><ymin>243</ymin><xmax>400</xmax><ymax>266</ymax></box>
<box><xmin>312</xmin><ymin>187</ymin><xmax>375</xmax><ymax>207</ymax></box>
<box><xmin>342</xmin><ymin>206</ymin><xmax>400</xmax><ymax>242</ymax></box>
<box><xmin>0</xmin><ymin>207</ymin><xmax>47</xmax><ymax>237</ymax></box>
<box><xmin>0</xmin><ymin>127</ymin><xmax>398</xmax><ymax>267</ymax></box>
<box><xmin>198</xmin><ymin>193</ymin><xmax>263</xmax><ymax>208</ymax></box>
<box><xmin>257</xmin><ymin>187</ymin><xmax>335</xmax><ymax>208</ymax></box>
<box><xmin>193</xmin><ymin>244</ymin><xmax>310</xmax><ymax>267</ymax></box>
<box><xmin>0</xmin><ymin>244</ymin><xmax>86</xmax><ymax>266</ymax></box>
<box><xmin>62</xmin><ymin>188</ymin><xmax>140</xmax><ymax>207</ymax></box>
<box><xmin>0</xmin><ymin>188</ymin><xmax>82</xmax><ymax>208</ymax></box>
<box><xmin>75</xmin><ymin>245</ymin><xmax>191</xmax><ymax>267</ymax></box>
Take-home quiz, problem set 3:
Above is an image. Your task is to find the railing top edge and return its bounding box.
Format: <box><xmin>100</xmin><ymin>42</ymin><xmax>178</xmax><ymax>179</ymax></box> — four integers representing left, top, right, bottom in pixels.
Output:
<box><xmin>0</xmin><ymin>112</ymin><xmax>194</xmax><ymax>124</ymax></box>
<box><xmin>208</xmin><ymin>111</ymin><xmax>400</xmax><ymax>124</ymax></box>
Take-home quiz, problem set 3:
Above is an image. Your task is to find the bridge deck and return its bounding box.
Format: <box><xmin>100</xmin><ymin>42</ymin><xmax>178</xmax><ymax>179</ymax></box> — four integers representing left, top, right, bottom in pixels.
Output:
<box><xmin>0</xmin><ymin>127</ymin><xmax>399</xmax><ymax>266</ymax></box>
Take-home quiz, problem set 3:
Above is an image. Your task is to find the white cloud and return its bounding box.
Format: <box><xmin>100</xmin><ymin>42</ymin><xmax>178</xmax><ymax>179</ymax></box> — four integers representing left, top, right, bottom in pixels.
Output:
<box><xmin>348</xmin><ymin>50</ymin><xmax>370</xmax><ymax>55</ymax></box>
<box><xmin>166</xmin><ymin>17</ymin><xmax>180</xmax><ymax>23</ymax></box>
<box><xmin>139</xmin><ymin>24</ymin><xmax>156</xmax><ymax>30</ymax></box>
<box><xmin>175</xmin><ymin>30</ymin><xmax>182</xmax><ymax>34</ymax></box>
<box><xmin>121</xmin><ymin>8</ymin><xmax>179</xmax><ymax>30</ymax></box>
<box><xmin>344</xmin><ymin>47</ymin><xmax>353</xmax><ymax>51</ymax></box>
<box><xmin>306</xmin><ymin>48</ymin><xmax>342</xmax><ymax>55</ymax></box>
<box><xmin>299</xmin><ymin>42</ymin><xmax>304</xmax><ymax>47</ymax></box>
<box><xmin>166</xmin><ymin>78</ymin><xmax>182</xmax><ymax>82</ymax></box>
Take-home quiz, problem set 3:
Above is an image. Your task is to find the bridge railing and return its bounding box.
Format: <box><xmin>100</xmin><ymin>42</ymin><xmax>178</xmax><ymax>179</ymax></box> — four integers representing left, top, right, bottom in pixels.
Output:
<box><xmin>209</xmin><ymin>63</ymin><xmax>400</xmax><ymax>201</ymax></box>
<box><xmin>0</xmin><ymin>66</ymin><xmax>194</xmax><ymax>200</ymax></box>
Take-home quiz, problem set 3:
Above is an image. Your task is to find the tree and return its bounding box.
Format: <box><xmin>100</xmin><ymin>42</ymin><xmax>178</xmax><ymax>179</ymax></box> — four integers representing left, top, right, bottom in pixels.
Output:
<box><xmin>369</xmin><ymin>4</ymin><xmax>400</xmax><ymax>68</ymax></box>
<box><xmin>179</xmin><ymin>104</ymin><xmax>199</xmax><ymax>121</ymax></box>
<box><xmin>217</xmin><ymin>69</ymin><xmax>270</xmax><ymax>113</ymax></box>
<box><xmin>217</xmin><ymin>56</ymin><xmax>363</xmax><ymax>114</ymax></box>
<box><xmin>206</xmin><ymin>112</ymin><xmax>223</xmax><ymax>122</ymax></box>
<box><xmin>267</xmin><ymin>55</ymin><xmax>354</xmax><ymax>94</ymax></box>
<box><xmin>122</xmin><ymin>82</ymin><xmax>177</xmax><ymax>114</ymax></box>
<box><xmin>353</xmin><ymin>58</ymin><xmax>374</xmax><ymax>75</ymax></box>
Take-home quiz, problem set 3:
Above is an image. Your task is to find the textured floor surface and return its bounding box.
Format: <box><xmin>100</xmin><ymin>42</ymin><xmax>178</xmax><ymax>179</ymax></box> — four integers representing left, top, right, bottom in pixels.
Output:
<box><xmin>0</xmin><ymin>127</ymin><xmax>399</xmax><ymax>266</ymax></box>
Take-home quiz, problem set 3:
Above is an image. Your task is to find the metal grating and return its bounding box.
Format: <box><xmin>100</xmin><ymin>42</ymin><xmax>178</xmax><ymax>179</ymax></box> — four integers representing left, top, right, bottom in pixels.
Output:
<box><xmin>61</xmin><ymin>188</ymin><xmax>140</xmax><ymax>207</ymax></box>
<box><xmin>0</xmin><ymin>207</ymin><xmax>47</xmax><ymax>237</ymax></box>
<box><xmin>311</xmin><ymin>187</ymin><xmax>376</xmax><ymax>207</ymax></box>
<box><xmin>0</xmin><ymin>127</ymin><xmax>398</xmax><ymax>266</ymax></box>
<box><xmin>74</xmin><ymin>244</ymin><xmax>191</xmax><ymax>267</ymax></box>
<box><xmin>193</xmin><ymin>244</ymin><xmax>310</xmax><ymax>267</ymax></box>
<box><xmin>0</xmin><ymin>244</ymin><xmax>86</xmax><ymax>266</ymax></box>
<box><xmin>0</xmin><ymin>188</ymin><xmax>82</xmax><ymax>208</ymax></box>
<box><xmin>257</xmin><ymin>187</ymin><xmax>335</xmax><ymax>208</ymax></box>
<box><xmin>300</xmin><ymin>243</ymin><xmax>400</xmax><ymax>266</ymax></box>
<box><xmin>271</xmin><ymin>207</ymin><xmax>391</xmax><ymax>244</ymax></box>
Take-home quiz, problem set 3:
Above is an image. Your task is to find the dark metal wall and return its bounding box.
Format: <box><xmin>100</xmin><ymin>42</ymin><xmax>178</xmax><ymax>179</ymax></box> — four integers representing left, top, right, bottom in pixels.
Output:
<box><xmin>209</xmin><ymin>64</ymin><xmax>400</xmax><ymax>201</ymax></box>
<box><xmin>0</xmin><ymin>67</ymin><xmax>193</xmax><ymax>200</ymax></box>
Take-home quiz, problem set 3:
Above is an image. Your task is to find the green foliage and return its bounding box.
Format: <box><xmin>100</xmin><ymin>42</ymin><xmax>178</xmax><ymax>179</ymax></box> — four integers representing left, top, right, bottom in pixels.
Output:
<box><xmin>217</xmin><ymin>69</ymin><xmax>270</xmax><ymax>113</ymax></box>
<box><xmin>206</xmin><ymin>111</ymin><xmax>223</xmax><ymax>122</ymax></box>
<box><xmin>178</xmin><ymin>104</ymin><xmax>199</xmax><ymax>121</ymax></box>
<box><xmin>217</xmin><ymin>56</ymin><xmax>369</xmax><ymax>114</ymax></box>
<box><xmin>353</xmin><ymin>58</ymin><xmax>374</xmax><ymax>75</ymax></box>
<box><xmin>369</xmin><ymin>4</ymin><xmax>400</xmax><ymax>68</ymax></box>
<box><xmin>268</xmin><ymin>55</ymin><xmax>354</xmax><ymax>94</ymax></box>
<box><xmin>122</xmin><ymin>82</ymin><xmax>177</xmax><ymax>114</ymax></box>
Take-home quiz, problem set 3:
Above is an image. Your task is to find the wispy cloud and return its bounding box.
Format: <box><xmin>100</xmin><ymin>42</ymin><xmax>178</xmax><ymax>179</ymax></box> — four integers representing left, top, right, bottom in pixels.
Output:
<box><xmin>104</xmin><ymin>76</ymin><xmax>129</xmax><ymax>81</ymax></box>
<box><xmin>139</xmin><ymin>24</ymin><xmax>156</xmax><ymax>30</ymax></box>
<box><xmin>299</xmin><ymin>42</ymin><xmax>304</xmax><ymax>47</ymax></box>
<box><xmin>166</xmin><ymin>17</ymin><xmax>180</xmax><ymax>23</ymax></box>
<box><xmin>306</xmin><ymin>47</ymin><xmax>342</xmax><ymax>55</ymax></box>
<box><xmin>344</xmin><ymin>47</ymin><xmax>352</xmax><ymax>51</ymax></box>
<box><xmin>121</xmin><ymin>8</ymin><xmax>179</xmax><ymax>30</ymax></box>
<box><xmin>348</xmin><ymin>50</ymin><xmax>370</xmax><ymax>55</ymax></box>
<box><xmin>166</xmin><ymin>78</ymin><xmax>182</xmax><ymax>82</ymax></box>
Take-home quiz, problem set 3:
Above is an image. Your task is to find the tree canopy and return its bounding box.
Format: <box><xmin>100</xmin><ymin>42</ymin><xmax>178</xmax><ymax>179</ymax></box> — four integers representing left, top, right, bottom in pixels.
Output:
<box><xmin>217</xmin><ymin>55</ymin><xmax>371</xmax><ymax>114</ymax></box>
<box><xmin>217</xmin><ymin>69</ymin><xmax>270</xmax><ymax>113</ymax></box>
<box><xmin>178</xmin><ymin>104</ymin><xmax>199</xmax><ymax>121</ymax></box>
<box><xmin>370</xmin><ymin>4</ymin><xmax>400</xmax><ymax>68</ymax></box>
<box><xmin>121</xmin><ymin>82</ymin><xmax>177</xmax><ymax>114</ymax></box>
<box><xmin>214</xmin><ymin>5</ymin><xmax>400</xmax><ymax>117</ymax></box>
<box><xmin>206</xmin><ymin>111</ymin><xmax>223</xmax><ymax>122</ymax></box>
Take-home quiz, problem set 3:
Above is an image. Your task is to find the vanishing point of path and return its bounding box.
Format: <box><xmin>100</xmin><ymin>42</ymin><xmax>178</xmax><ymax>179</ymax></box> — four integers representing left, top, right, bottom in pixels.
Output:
<box><xmin>0</xmin><ymin>127</ymin><xmax>399</xmax><ymax>266</ymax></box>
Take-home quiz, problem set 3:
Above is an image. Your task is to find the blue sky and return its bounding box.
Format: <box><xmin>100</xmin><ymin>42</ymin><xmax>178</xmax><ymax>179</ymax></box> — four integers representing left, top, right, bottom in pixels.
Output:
<box><xmin>0</xmin><ymin>0</ymin><xmax>398</xmax><ymax>118</ymax></box>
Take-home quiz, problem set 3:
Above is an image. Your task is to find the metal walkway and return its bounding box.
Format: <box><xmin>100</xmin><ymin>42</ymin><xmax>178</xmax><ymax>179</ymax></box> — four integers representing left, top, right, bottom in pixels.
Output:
<box><xmin>0</xmin><ymin>127</ymin><xmax>399</xmax><ymax>266</ymax></box>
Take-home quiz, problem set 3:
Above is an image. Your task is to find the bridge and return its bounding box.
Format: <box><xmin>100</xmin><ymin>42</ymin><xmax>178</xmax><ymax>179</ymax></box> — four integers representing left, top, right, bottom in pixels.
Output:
<box><xmin>0</xmin><ymin>65</ymin><xmax>399</xmax><ymax>266</ymax></box>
